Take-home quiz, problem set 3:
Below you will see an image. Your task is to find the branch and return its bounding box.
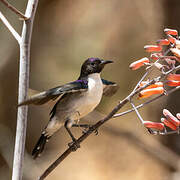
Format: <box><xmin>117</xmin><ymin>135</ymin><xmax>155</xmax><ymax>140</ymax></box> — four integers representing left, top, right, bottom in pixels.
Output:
<box><xmin>0</xmin><ymin>11</ymin><xmax>21</xmax><ymax>43</ymax></box>
<box><xmin>113</xmin><ymin>86</ymin><xmax>180</xmax><ymax>118</ymax></box>
<box><xmin>0</xmin><ymin>0</ymin><xmax>27</xmax><ymax>20</ymax></box>
<box><xmin>11</xmin><ymin>1</ymin><xmax>39</xmax><ymax>180</ymax></box>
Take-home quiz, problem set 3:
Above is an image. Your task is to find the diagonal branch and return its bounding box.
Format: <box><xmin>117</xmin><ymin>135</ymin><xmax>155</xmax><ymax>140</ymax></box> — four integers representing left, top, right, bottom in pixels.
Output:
<box><xmin>0</xmin><ymin>0</ymin><xmax>27</xmax><ymax>20</ymax></box>
<box><xmin>0</xmin><ymin>11</ymin><xmax>21</xmax><ymax>43</ymax></box>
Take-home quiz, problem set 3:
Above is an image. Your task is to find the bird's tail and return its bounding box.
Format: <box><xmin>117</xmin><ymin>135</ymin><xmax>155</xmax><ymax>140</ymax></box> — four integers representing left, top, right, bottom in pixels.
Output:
<box><xmin>32</xmin><ymin>133</ymin><xmax>49</xmax><ymax>159</ymax></box>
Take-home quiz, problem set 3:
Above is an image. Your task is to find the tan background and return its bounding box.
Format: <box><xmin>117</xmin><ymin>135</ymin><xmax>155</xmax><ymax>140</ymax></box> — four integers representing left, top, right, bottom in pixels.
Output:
<box><xmin>0</xmin><ymin>0</ymin><xmax>180</xmax><ymax>179</ymax></box>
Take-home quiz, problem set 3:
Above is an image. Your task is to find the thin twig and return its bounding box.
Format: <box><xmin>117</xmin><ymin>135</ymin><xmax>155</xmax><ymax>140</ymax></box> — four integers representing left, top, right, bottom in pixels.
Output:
<box><xmin>11</xmin><ymin>1</ymin><xmax>39</xmax><ymax>180</ymax></box>
<box><xmin>0</xmin><ymin>11</ymin><xmax>21</xmax><ymax>43</ymax></box>
<box><xmin>0</xmin><ymin>0</ymin><xmax>27</xmax><ymax>19</ymax></box>
<box><xmin>132</xmin><ymin>70</ymin><xmax>150</xmax><ymax>93</ymax></box>
<box><xmin>113</xmin><ymin>86</ymin><xmax>180</xmax><ymax>118</ymax></box>
<box><xmin>130</xmin><ymin>101</ymin><xmax>145</xmax><ymax>124</ymax></box>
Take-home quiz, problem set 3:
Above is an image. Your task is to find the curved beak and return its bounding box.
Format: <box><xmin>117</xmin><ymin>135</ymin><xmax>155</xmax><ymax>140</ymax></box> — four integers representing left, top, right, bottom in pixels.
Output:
<box><xmin>100</xmin><ymin>60</ymin><xmax>113</xmax><ymax>65</ymax></box>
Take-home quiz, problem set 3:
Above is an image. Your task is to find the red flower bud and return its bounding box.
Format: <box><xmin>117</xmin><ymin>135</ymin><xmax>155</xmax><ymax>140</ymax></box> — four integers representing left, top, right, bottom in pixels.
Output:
<box><xmin>156</xmin><ymin>39</ymin><xmax>170</xmax><ymax>46</ymax></box>
<box><xmin>163</xmin><ymin>109</ymin><xmax>180</xmax><ymax>126</ymax></box>
<box><xmin>143</xmin><ymin>121</ymin><xmax>165</xmax><ymax>131</ymax></box>
<box><xmin>150</xmin><ymin>53</ymin><xmax>162</xmax><ymax>61</ymax></box>
<box><xmin>139</xmin><ymin>87</ymin><xmax>164</xmax><ymax>99</ymax></box>
<box><xmin>144</xmin><ymin>45</ymin><xmax>162</xmax><ymax>52</ymax></box>
<box><xmin>164</xmin><ymin>28</ymin><xmax>178</xmax><ymax>36</ymax></box>
<box><xmin>164</xmin><ymin>59</ymin><xmax>176</xmax><ymax>66</ymax></box>
<box><xmin>167</xmin><ymin>35</ymin><xmax>176</xmax><ymax>44</ymax></box>
<box><xmin>139</xmin><ymin>81</ymin><xmax>163</xmax><ymax>89</ymax></box>
<box><xmin>166</xmin><ymin>80</ymin><xmax>180</xmax><ymax>87</ymax></box>
<box><xmin>129</xmin><ymin>57</ymin><xmax>150</xmax><ymax>70</ymax></box>
<box><xmin>161</xmin><ymin>118</ymin><xmax>178</xmax><ymax>131</ymax></box>
<box><xmin>167</xmin><ymin>74</ymin><xmax>180</xmax><ymax>81</ymax></box>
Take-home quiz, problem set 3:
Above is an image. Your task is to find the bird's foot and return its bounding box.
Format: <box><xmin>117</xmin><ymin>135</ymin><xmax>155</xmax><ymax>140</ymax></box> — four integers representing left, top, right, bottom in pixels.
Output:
<box><xmin>68</xmin><ymin>139</ymin><xmax>80</xmax><ymax>151</ymax></box>
<box><xmin>94</xmin><ymin>129</ymin><xmax>99</xmax><ymax>135</ymax></box>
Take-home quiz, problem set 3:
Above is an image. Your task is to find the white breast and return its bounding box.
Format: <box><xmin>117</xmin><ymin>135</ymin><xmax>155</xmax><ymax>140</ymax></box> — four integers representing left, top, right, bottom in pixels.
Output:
<box><xmin>76</xmin><ymin>73</ymin><xmax>103</xmax><ymax>117</ymax></box>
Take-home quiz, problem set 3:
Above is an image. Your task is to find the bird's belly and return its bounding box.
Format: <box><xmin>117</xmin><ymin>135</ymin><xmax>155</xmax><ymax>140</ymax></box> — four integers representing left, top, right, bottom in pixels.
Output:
<box><xmin>72</xmin><ymin>89</ymin><xmax>103</xmax><ymax>118</ymax></box>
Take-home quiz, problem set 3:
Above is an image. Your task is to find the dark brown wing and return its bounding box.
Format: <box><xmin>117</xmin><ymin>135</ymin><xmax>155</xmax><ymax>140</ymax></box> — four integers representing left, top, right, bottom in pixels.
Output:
<box><xmin>18</xmin><ymin>80</ymin><xmax>88</xmax><ymax>106</ymax></box>
<box><xmin>102</xmin><ymin>79</ymin><xmax>119</xmax><ymax>97</ymax></box>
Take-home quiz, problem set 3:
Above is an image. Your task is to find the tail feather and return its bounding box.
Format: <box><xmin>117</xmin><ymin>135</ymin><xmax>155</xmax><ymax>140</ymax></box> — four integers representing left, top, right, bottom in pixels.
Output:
<box><xmin>32</xmin><ymin>133</ymin><xmax>49</xmax><ymax>159</ymax></box>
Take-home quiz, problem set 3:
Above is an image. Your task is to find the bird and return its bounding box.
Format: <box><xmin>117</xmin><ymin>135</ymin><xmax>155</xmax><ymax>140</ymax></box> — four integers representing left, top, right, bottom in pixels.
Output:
<box><xmin>18</xmin><ymin>57</ymin><xmax>118</xmax><ymax>159</ymax></box>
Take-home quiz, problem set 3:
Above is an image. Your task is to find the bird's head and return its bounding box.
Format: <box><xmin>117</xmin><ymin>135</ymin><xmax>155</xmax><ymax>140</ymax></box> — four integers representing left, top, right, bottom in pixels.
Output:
<box><xmin>80</xmin><ymin>58</ymin><xmax>113</xmax><ymax>77</ymax></box>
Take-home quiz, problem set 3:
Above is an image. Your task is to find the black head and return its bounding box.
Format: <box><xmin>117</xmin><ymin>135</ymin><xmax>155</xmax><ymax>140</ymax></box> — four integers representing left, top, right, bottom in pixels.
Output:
<box><xmin>80</xmin><ymin>58</ymin><xmax>113</xmax><ymax>77</ymax></box>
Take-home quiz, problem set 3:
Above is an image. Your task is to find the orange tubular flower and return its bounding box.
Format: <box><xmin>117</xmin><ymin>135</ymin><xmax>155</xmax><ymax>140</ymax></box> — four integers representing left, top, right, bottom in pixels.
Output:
<box><xmin>167</xmin><ymin>35</ymin><xmax>176</xmax><ymax>44</ymax></box>
<box><xmin>139</xmin><ymin>81</ymin><xmax>163</xmax><ymax>89</ymax></box>
<box><xmin>164</xmin><ymin>28</ymin><xmax>178</xmax><ymax>36</ymax></box>
<box><xmin>163</xmin><ymin>109</ymin><xmax>180</xmax><ymax>126</ymax></box>
<box><xmin>161</xmin><ymin>118</ymin><xmax>178</xmax><ymax>131</ymax></box>
<box><xmin>143</xmin><ymin>121</ymin><xmax>165</xmax><ymax>131</ymax></box>
<box><xmin>166</xmin><ymin>80</ymin><xmax>180</xmax><ymax>87</ymax></box>
<box><xmin>150</xmin><ymin>53</ymin><xmax>159</xmax><ymax>60</ymax></box>
<box><xmin>156</xmin><ymin>39</ymin><xmax>170</xmax><ymax>46</ymax></box>
<box><xmin>144</xmin><ymin>45</ymin><xmax>162</xmax><ymax>52</ymax></box>
<box><xmin>167</xmin><ymin>74</ymin><xmax>180</xmax><ymax>81</ymax></box>
<box><xmin>139</xmin><ymin>87</ymin><xmax>164</xmax><ymax>99</ymax></box>
<box><xmin>129</xmin><ymin>57</ymin><xmax>150</xmax><ymax>70</ymax></box>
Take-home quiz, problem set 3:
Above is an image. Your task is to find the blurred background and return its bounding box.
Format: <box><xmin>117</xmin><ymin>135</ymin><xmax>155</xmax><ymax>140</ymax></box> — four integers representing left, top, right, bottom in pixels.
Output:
<box><xmin>0</xmin><ymin>0</ymin><xmax>180</xmax><ymax>179</ymax></box>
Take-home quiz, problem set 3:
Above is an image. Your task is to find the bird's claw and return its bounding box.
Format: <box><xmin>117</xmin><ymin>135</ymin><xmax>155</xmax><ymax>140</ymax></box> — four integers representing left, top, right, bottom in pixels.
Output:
<box><xmin>68</xmin><ymin>140</ymin><xmax>80</xmax><ymax>151</ymax></box>
<box><xmin>81</xmin><ymin>126</ymin><xmax>99</xmax><ymax>135</ymax></box>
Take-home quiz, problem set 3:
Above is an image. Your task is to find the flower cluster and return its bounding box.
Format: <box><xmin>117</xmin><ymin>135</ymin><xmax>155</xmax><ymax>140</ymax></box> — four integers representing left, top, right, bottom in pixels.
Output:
<box><xmin>129</xmin><ymin>28</ymin><xmax>180</xmax><ymax>99</ymax></box>
<box><xmin>128</xmin><ymin>28</ymin><xmax>180</xmax><ymax>135</ymax></box>
<box><xmin>144</xmin><ymin>109</ymin><xmax>180</xmax><ymax>134</ymax></box>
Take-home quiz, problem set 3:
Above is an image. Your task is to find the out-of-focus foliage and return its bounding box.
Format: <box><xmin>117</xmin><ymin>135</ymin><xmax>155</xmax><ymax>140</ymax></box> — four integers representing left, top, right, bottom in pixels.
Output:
<box><xmin>0</xmin><ymin>0</ymin><xmax>179</xmax><ymax>179</ymax></box>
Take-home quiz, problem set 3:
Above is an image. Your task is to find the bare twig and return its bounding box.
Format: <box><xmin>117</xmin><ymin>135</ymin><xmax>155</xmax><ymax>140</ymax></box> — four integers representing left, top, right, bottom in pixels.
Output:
<box><xmin>0</xmin><ymin>0</ymin><xmax>27</xmax><ymax>19</ymax></box>
<box><xmin>113</xmin><ymin>86</ymin><xmax>180</xmax><ymax>118</ymax></box>
<box><xmin>132</xmin><ymin>70</ymin><xmax>150</xmax><ymax>93</ymax></box>
<box><xmin>130</xmin><ymin>100</ymin><xmax>145</xmax><ymax>124</ymax></box>
<box><xmin>0</xmin><ymin>11</ymin><xmax>21</xmax><ymax>43</ymax></box>
<box><xmin>11</xmin><ymin>1</ymin><xmax>39</xmax><ymax>180</ymax></box>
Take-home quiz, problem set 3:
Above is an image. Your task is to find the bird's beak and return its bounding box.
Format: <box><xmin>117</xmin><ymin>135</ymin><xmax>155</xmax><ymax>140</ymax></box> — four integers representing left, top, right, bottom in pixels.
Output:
<box><xmin>100</xmin><ymin>60</ymin><xmax>113</xmax><ymax>65</ymax></box>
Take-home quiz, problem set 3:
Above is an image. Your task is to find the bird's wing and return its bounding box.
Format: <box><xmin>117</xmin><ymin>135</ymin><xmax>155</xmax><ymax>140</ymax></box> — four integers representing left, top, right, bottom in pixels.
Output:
<box><xmin>102</xmin><ymin>79</ymin><xmax>119</xmax><ymax>97</ymax></box>
<box><xmin>18</xmin><ymin>80</ymin><xmax>88</xmax><ymax>106</ymax></box>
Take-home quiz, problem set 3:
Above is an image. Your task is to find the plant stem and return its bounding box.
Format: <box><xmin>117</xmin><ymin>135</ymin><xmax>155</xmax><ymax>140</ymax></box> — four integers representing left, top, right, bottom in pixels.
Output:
<box><xmin>0</xmin><ymin>11</ymin><xmax>21</xmax><ymax>43</ymax></box>
<box><xmin>12</xmin><ymin>1</ymin><xmax>38</xmax><ymax>180</ymax></box>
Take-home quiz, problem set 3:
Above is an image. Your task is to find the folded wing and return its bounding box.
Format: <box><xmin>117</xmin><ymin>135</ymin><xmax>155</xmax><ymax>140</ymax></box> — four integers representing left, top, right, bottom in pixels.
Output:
<box><xmin>102</xmin><ymin>79</ymin><xmax>119</xmax><ymax>97</ymax></box>
<box><xmin>18</xmin><ymin>80</ymin><xmax>88</xmax><ymax>106</ymax></box>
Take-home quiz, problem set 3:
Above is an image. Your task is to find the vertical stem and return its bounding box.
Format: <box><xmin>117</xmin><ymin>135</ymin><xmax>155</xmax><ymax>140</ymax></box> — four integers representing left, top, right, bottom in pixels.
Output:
<box><xmin>12</xmin><ymin>1</ymin><xmax>38</xmax><ymax>180</ymax></box>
